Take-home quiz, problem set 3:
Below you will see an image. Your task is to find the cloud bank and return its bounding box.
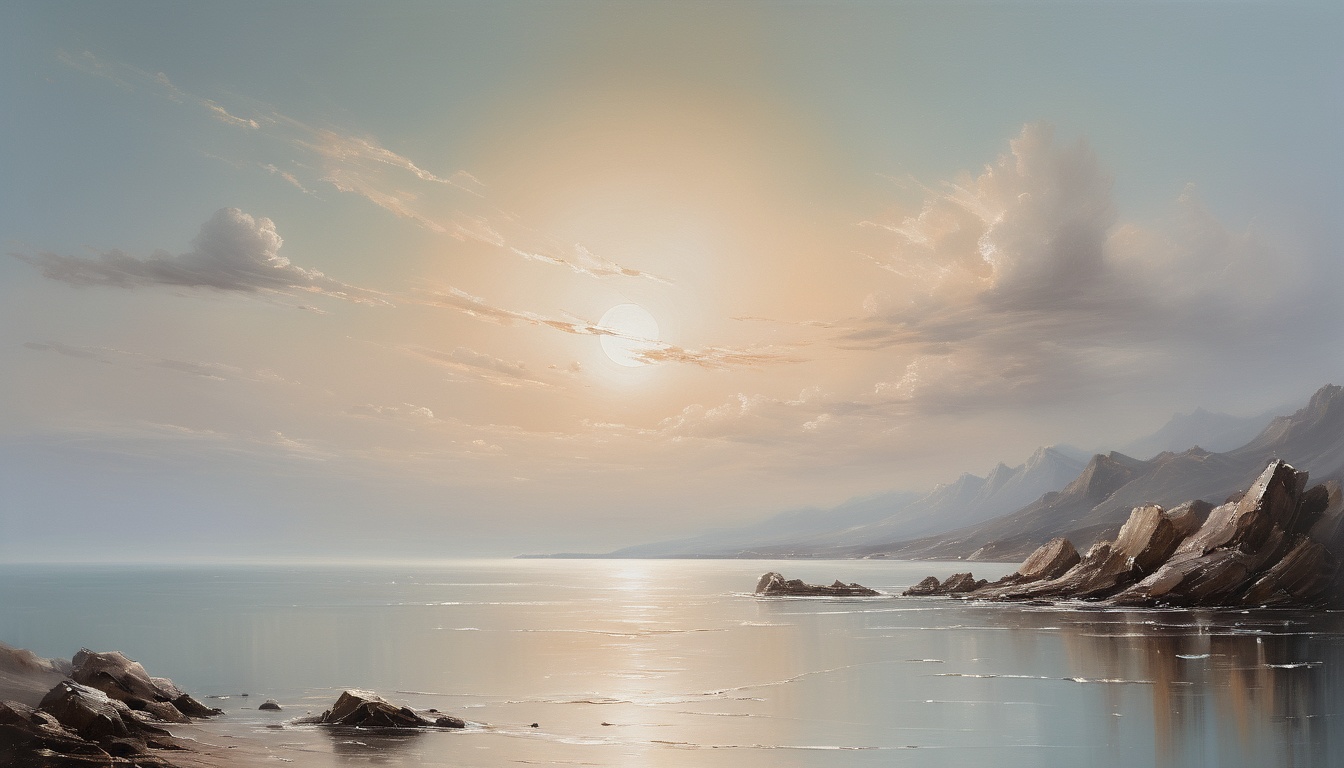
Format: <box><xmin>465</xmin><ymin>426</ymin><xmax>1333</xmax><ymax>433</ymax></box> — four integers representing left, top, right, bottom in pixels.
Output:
<box><xmin>851</xmin><ymin>123</ymin><xmax>1316</xmax><ymax>411</ymax></box>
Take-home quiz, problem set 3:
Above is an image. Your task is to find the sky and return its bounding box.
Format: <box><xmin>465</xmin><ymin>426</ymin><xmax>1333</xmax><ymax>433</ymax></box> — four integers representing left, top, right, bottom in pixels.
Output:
<box><xmin>2</xmin><ymin>1</ymin><xmax>1342</xmax><ymax>561</ymax></box>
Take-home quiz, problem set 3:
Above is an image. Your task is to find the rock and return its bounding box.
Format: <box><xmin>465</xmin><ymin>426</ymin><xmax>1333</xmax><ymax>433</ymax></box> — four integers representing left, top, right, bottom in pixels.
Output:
<box><xmin>1113</xmin><ymin>504</ymin><xmax>1184</xmax><ymax>574</ymax></box>
<box><xmin>902</xmin><ymin>576</ymin><xmax>942</xmax><ymax>596</ymax></box>
<box><xmin>69</xmin><ymin>650</ymin><xmax>220</xmax><ymax>720</ymax></box>
<box><xmin>0</xmin><ymin>699</ymin><xmax>113</xmax><ymax>766</ymax></box>
<box><xmin>905</xmin><ymin>460</ymin><xmax>1344</xmax><ymax>609</ymax></box>
<box><xmin>995</xmin><ymin>541</ymin><xmax>1135</xmax><ymax>600</ymax></box>
<box><xmin>902</xmin><ymin>572</ymin><xmax>986</xmax><ymax>596</ymax></box>
<box><xmin>304</xmin><ymin>690</ymin><xmax>466</xmax><ymax>729</ymax></box>
<box><xmin>939</xmin><ymin>573</ymin><xmax>981</xmax><ymax>594</ymax></box>
<box><xmin>38</xmin><ymin>681</ymin><xmax>140</xmax><ymax>743</ymax></box>
<box><xmin>1004</xmin><ymin>538</ymin><xmax>1081</xmax><ymax>585</ymax></box>
<box><xmin>259</xmin><ymin>699</ymin><xmax>282</xmax><ymax>711</ymax></box>
<box><xmin>0</xmin><ymin>645</ymin><xmax>71</xmax><ymax>677</ymax></box>
<box><xmin>754</xmin><ymin>572</ymin><xmax>880</xmax><ymax>597</ymax></box>
<box><xmin>1113</xmin><ymin>460</ymin><xmax>1309</xmax><ymax>606</ymax></box>
<box><xmin>1165</xmin><ymin>500</ymin><xmax>1213</xmax><ymax>539</ymax></box>
<box><xmin>1238</xmin><ymin>536</ymin><xmax>1332</xmax><ymax>606</ymax></box>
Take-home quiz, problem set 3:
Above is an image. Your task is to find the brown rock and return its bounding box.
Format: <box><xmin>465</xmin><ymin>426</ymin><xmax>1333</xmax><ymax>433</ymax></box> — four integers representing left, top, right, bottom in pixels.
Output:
<box><xmin>1005</xmin><ymin>538</ymin><xmax>1080</xmax><ymax>585</ymax></box>
<box><xmin>0</xmin><ymin>699</ymin><xmax>113</xmax><ymax>766</ymax></box>
<box><xmin>1239</xmin><ymin>536</ymin><xmax>1332</xmax><ymax>606</ymax></box>
<box><xmin>307</xmin><ymin>690</ymin><xmax>466</xmax><ymax>729</ymax></box>
<box><xmin>902</xmin><ymin>576</ymin><xmax>942</xmax><ymax>596</ymax></box>
<box><xmin>754</xmin><ymin>572</ymin><xmax>880</xmax><ymax>597</ymax></box>
<box><xmin>1113</xmin><ymin>505</ymin><xmax>1183</xmax><ymax>575</ymax></box>
<box><xmin>998</xmin><ymin>541</ymin><xmax>1135</xmax><ymax>600</ymax></box>
<box><xmin>1165</xmin><ymin>500</ymin><xmax>1213</xmax><ymax>539</ymax></box>
<box><xmin>939</xmin><ymin>573</ymin><xmax>980</xmax><ymax>594</ymax></box>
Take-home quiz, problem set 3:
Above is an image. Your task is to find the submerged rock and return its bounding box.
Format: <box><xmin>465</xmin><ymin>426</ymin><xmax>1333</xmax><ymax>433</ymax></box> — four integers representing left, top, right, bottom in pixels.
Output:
<box><xmin>300</xmin><ymin>690</ymin><xmax>467</xmax><ymax>729</ymax></box>
<box><xmin>755</xmin><ymin>572</ymin><xmax>880</xmax><ymax>597</ymax></box>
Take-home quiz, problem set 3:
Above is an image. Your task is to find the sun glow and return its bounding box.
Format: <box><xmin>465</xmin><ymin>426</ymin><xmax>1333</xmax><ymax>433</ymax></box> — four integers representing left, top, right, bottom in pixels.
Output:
<box><xmin>598</xmin><ymin>304</ymin><xmax>660</xmax><ymax>367</ymax></box>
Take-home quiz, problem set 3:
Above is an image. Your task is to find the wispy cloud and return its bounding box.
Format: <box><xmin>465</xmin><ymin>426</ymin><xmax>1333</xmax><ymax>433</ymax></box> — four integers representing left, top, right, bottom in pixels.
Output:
<box><xmin>17</xmin><ymin>207</ymin><xmax>388</xmax><ymax>305</ymax></box>
<box><xmin>399</xmin><ymin>344</ymin><xmax>554</xmax><ymax>388</ymax></box>
<box><xmin>58</xmin><ymin>50</ymin><xmax>668</xmax><ymax>287</ymax></box>
<box><xmin>415</xmin><ymin>286</ymin><xmax>797</xmax><ymax>369</ymax></box>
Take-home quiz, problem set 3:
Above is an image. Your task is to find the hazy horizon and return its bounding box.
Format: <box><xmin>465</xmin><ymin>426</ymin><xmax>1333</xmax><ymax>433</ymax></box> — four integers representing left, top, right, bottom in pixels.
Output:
<box><xmin>4</xmin><ymin>2</ymin><xmax>1343</xmax><ymax>561</ymax></box>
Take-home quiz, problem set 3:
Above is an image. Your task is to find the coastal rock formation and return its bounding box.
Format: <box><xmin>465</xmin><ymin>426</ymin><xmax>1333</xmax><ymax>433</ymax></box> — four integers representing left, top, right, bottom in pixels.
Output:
<box><xmin>300</xmin><ymin>690</ymin><xmax>466</xmax><ymax>729</ymax></box>
<box><xmin>69</xmin><ymin>649</ymin><xmax>221</xmax><ymax>720</ymax></box>
<box><xmin>0</xmin><ymin>649</ymin><xmax>220</xmax><ymax>767</ymax></box>
<box><xmin>902</xmin><ymin>572</ymin><xmax>986</xmax><ymax>596</ymax></box>
<box><xmin>905</xmin><ymin>460</ymin><xmax>1344</xmax><ymax>609</ymax></box>
<box><xmin>754</xmin><ymin>572</ymin><xmax>881</xmax><ymax>597</ymax></box>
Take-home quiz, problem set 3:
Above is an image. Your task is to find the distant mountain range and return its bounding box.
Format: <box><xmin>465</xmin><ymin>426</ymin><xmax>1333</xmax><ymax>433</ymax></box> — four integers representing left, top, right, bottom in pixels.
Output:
<box><xmin>1117</xmin><ymin>406</ymin><xmax>1279</xmax><ymax>459</ymax></box>
<box><xmin>580</xmin><ymin>384</ymin><xmax>1341</xmax><ymax>562</ymax></box>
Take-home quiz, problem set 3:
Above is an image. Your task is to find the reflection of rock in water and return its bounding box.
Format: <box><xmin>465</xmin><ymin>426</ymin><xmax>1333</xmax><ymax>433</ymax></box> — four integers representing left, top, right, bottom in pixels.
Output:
<box><xmin>1043</xmin><ymin>609</ymin><xmax>1341</xmax><ymax>767</ymax></box>
<box><xmin>326</xmin><ymin>727</ymin><xmax>427</xmax><ymax>763</ymax></box>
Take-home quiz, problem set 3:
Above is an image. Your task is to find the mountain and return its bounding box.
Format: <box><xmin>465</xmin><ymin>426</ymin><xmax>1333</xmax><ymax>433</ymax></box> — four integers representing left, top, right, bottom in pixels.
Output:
<box><xmin>1119</xmin><ymin>407</ymin><xmax>1279</xmax><ymax>459</ymax></box>
<box><xmin>865</xmin><ymin>384</ymin><xmax>1344</xmax><ymax>561</ymax></box>
<box><xmin>608</xmin><ymin>446</ymin><xmax>1083</xmax><ymax>558</ymax></box>
<box><xmin>606</xmin><ymin>489</ymin><xmax>922</xmax><ymax>557</ymax></box>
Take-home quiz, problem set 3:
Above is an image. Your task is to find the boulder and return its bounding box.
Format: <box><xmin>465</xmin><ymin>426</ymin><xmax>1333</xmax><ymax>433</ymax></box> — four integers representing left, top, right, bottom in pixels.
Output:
<box><xmin>0</xmin><ymin>699</ymin><xmax>114</xmax><ymax>766</ymax></box>
<box><xmin>1238</xmin><ymin>536</ymin><xmax>1332</xmax><ymax>606</ymax></box>
<box><xmin>754</xmin><ymin>572</ymin><xmax>880</xmax><ymax>597</ymax></box>
<box><xmin>304</xmin><ymin>690</ymin><xmax>466</xmax><ymax>729</ymax></box>
<box><xmin>902</xmin><ymin>573</ymin><xmax>986</xmax><ymax>596</ymax></box>
<box><xmin>939</xmin><ymin>573</ymin><xmax>983</xmax><ymax>594</ymax></box>
<box><xmin>1003</xmin><ymin>538</ymin><xmax>1080</xmax><ymax>585</ymax></box>
<box><xmin>33</xmin><ymin>680</ymin><xmax>184</xmax><ymax>763</ymax></box>
<box><xmin>902</xmin><ymin>576</ymin><xmax>942</xmax><ymax>596</ymax></box>
<box><xmin>1166</xmin><ymin>500</ymin><xmax>1213</xmax><ymax>538</ymax></box>
<box><xmin>1113</xmin><ymin>505</ymin><xmax>1184</xmax><ymax>575</ymax></box>
<box><xmin>69</xmin><ymin>650</ymin><xmax>220</xmax><ymax>720</ymax></box>
<box><xmin>995</xmin><ymin>541</ymin><xmax>1135</xmax><ymax>600</ymax></box>
<box><xmin>259</xmin><ymin>699</ymin><xmax>282</xmax><ymax>711</ymax></box>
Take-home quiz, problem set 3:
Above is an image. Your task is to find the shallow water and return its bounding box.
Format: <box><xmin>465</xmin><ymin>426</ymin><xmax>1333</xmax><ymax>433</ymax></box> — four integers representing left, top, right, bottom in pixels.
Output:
<box><xmin>1</xmin><ymin>559</ymin><xmax>1341</xmax><ymax>767</ymax></box>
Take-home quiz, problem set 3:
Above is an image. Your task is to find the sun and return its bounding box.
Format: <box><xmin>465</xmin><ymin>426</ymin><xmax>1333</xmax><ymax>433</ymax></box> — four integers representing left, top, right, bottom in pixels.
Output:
<box><xmin>598</xmin><ymin>304</ymin><xmax>660</xmax><ymax>367</ymax></box>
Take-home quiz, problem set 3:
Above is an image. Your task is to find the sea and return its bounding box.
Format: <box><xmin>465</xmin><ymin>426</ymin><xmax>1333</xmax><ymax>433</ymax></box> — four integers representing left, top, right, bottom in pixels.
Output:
<box><xmin>1</xmin><ymin>559</ymin><xmax>1341</xmax><ymax>768</ymax></box>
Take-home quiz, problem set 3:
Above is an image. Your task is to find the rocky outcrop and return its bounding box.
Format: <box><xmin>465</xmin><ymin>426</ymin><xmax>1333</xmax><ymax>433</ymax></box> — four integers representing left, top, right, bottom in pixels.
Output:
<box><xmin>299</xmin><ymin>690</ymin><xmax>466</xmax><ymax>729</ymax></box>
<box><xmin>0</xmin><ymin>649</ymin><xmax>220</xmax><ymax>767</ymax></box>
<box><xmin>69</xmin><ymin>649</ymin><xmax>220</xmax><ymax>720</ymax></box>
<box><xmin>902</xmin><ymin>572</ymin><xmax>987</xmax><ymax>596</ymax></box>
<box><xmin>754</xmin><ymin>572</ymin><xmax>881</xmax><ymax>597</ymax></box>
<box><xmin>905</xmin><ymin>460</ymin><xmax>1344</xmax><ymax>609</ymax></box>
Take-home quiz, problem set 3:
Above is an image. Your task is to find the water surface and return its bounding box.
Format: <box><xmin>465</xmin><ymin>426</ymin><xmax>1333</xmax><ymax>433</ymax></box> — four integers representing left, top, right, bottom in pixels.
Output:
<box><xmin>0</xmin><ymin>559</ymin><xmax>1340</xmax><ymax>767</ymax></box>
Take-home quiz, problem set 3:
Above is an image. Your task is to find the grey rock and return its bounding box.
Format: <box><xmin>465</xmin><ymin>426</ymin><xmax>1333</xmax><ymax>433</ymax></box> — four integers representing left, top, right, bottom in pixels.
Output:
<box><xmin>259</xmin><ymin>699</ymin><xmax>282</xmax><ymax>711</ymax></box>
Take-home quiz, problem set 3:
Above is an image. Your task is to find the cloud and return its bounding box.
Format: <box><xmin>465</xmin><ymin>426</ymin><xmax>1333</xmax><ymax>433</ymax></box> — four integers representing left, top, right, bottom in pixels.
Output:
<box><xmin>416</xmin><ymin>286</ymin><xmax>799</xmax><ymax>369</ymax></box>
<box><xmin>61</xmin><ymin>52</ymin><xmax>668</xmax><ymax>287</ymax></box>
<box><xmin>846</xmin><ymin>122</ymin><xmax>1321</xmax><ymax>411</ymax></box>
<box><xmin>18</xmin><ymin>208</ymin><xmax>388</xmax><ymax>304</ymax></box>
<box><xmin>399</xmin><ymin>345</ymin><xmax>553</xmax><ymax>388</ymax></box>
<box><xmin>347</xmin><ymin>403</ymin><xmax>439</xmax><ymax>422</ymax></box>
<box><xmin>511</xmin><ymin>244</ymin><xmax>673</xmax><ymax>285</ymax></box>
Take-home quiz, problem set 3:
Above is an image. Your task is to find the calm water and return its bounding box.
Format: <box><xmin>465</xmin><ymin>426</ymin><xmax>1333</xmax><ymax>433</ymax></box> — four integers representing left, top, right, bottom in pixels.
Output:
<box><xmin>1</xmin><ymin>559</ymin><xmax>1341</xmax><ymax>767</ymax></box>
